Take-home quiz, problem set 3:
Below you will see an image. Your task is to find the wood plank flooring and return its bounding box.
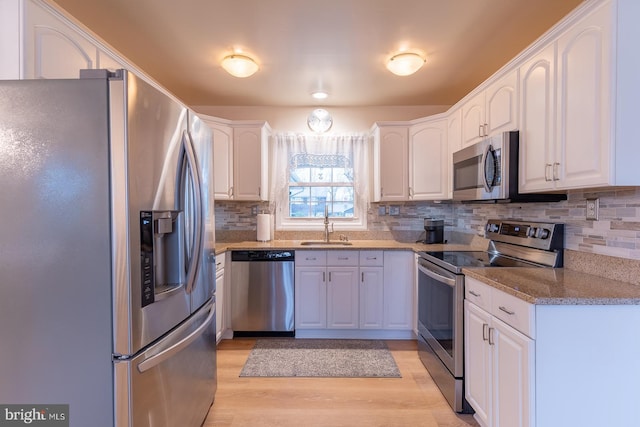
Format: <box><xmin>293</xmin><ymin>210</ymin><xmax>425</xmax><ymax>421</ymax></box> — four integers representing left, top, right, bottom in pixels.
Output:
<box><xmin>203</xmin><ymin>339</ymin><xmax>479</xmax><ymax>427</ymax></box>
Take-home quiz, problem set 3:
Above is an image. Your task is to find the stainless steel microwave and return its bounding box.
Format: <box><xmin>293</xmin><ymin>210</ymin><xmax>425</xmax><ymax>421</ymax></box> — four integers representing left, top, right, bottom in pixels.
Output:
<box><xmin>452</xmin><ymin>131</ymin><xmax>519</xmax><ymax>201</ymax></box>
<box><xmin>452</xmin><ymin>131</ymin><xmax>567</xmax><ymax>203</ymax></box>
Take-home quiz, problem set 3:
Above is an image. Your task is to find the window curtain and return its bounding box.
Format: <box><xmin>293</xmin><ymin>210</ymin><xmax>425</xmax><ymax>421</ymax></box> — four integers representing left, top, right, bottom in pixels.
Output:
<box><xmin>269</xmin><ymin>132</ymin><xmax>370</xmax><ymax>220</ymax></box>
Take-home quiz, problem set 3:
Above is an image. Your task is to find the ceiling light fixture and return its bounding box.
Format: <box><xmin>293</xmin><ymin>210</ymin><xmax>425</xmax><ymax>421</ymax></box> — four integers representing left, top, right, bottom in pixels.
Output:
<box><xmin>221</xmin><ymin>54</ymin><xmax>259</xmax><ymax>78</ymax></box>
<box><xmin>311</xmin><ymin>91</ymin><xmax>329</xmax><ymax>100</ymax></box>
<box><xmin>386</xmin><ymin>52</ymin><xmax>426</xmax><ymax>76</ymax></box>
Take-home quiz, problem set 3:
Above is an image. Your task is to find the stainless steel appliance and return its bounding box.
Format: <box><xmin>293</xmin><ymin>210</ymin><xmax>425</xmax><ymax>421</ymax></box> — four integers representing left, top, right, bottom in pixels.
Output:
<box><xmin>421</xmin><ymin>218</ymin><xmax>444</xmax><ymax>244</ymax></box>
<box><xmin>452</xmin><ymin>131</ymin><xmax>565</xmax><ymax>203</ymax></box>
<box><xmin>0</xmin><ymin>70</ymin><xmax>217</xmax><ymax>427</ymax></box>
<box><xmin>230</xmin><ymin>250</ymin><xmax>295</xmax><ymax>336</ymax></box>
<box><xmin>416</xmin><ymin>219</ymin><xmax>564</xmax><ymax>413</ymax></box>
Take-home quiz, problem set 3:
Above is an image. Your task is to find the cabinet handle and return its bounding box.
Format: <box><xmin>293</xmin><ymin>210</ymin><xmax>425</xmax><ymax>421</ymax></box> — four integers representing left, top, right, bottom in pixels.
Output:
<box><xmin>338</xmin><ymin>257</ymin><xmax>349</xmax><ymax>260</ymax></box>
<box><xmin>306</xmin><ymin>257</ymin><xmax>317</xmax><ymax>261</ymax></box>
<box><xmin>409</xmin><ymin>187</ymin><xmax>413</xmax><ymax>197</ymax></box>
<box><xmin>498</xmin><ymin>306</ymin><xmax>516</xmax><ymax>315</ymax></box>
<box><xmin>258</xmin><ymin>186</ymin><xmax>261</xmax><ymax>196</ymax></box>
<box><xmin>329</xmin><ymin>272</ymin><xmax>332</xmax><ymax>282</ymax></box>
<box><xmin>366</xmin><ymin>257</ymin><xmax>377</xmax><ymax>260</ymax></box>
<box><xmin>482</xmin><ymin>323</ymin><xmax>489</xmax><ymax>341</ymax></box>
<box><xmin>323</xmin><ymin>272</ymin><xmax>326</xmax><ymax>282</ymax></box>
<box><xmin>484</xmin><ymin>123</ymin><xmax>488</xmax><ymax>136</ymax></box>
<box><xmin>361</xmin><ymin>272</ymin><xmax>364</xmax><ymax>282</ymax></box>
<box><xmin>469</xmin><ymin>290</ymin><xmax>481</xmax><ymax>297</ymax></box>
<box><xmin>544</xmin><ymin>164</ymin><xmax>552</xmax><ymax>182</ymax></box>
<box><xmin>380</xmin><ymin>188</ymin><xmax>384</xmax><ymax>198</ymax></box>
<box><xmin>478</xmin><ymin>125</ymin><xmax>483</xmax><ymax>138</ymax></box>
<box><xmin>488</xmin><ymin>327</ymin><xmax>495</xmax><ymax>346</ymax></box>
<box><xmin>553</xmin><ymin>162</ymin><xmax>560</xmax><ymax>181</ymax></box>
<box><xmin>229</xmin><ymin>186</ymin><xmax>233</xmax><ymax>197</ymax></box>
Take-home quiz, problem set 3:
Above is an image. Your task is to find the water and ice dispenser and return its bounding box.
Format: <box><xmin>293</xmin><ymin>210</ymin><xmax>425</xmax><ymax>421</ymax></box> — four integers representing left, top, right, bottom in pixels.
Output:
<box><xmin>140</xmin><ymin>210</ymin><xmax>185</xmax><ymax>307</ymax></box>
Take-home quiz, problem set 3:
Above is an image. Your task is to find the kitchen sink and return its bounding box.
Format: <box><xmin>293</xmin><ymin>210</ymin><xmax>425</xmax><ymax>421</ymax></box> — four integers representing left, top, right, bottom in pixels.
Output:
<box><xmin>300</xmin><ymin>241</ymin><xmax>353</xmax><ymax>246</ymax></box>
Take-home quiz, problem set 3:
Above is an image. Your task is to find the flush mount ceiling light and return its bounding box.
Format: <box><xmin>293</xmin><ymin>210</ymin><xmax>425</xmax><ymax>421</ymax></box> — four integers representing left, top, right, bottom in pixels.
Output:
<box><xmin>386</xmin><ymin>52</ymin><xmax>426</xmax><ymax>76</ymax></box>
<box><xmin>221</xmin><ymin>54</ymin><xmax>259</xmax><ymax>78</ymax></box>
<box><xmin>311</xmin><ymin>91</ymin><xmax>329</xmax><ymax>100</ymax></box>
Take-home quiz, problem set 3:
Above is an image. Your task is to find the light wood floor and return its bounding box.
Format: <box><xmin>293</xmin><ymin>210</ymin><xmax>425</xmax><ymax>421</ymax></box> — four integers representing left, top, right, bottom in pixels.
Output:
<box><xmin>203</xmin><ymin>339</ymin><xmax>479</xmax><ymax>427</ymax></box>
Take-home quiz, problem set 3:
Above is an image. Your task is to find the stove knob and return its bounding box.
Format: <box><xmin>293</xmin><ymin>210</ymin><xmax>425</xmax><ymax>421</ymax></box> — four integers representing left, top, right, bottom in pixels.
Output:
<box><xmin>527</xmin><ymin>227</ymin><xmax>537</xmax><ymax>238</ymax></box>
<box><xmin>536</xmin><ymin>228</ymin><xmax>551</xmax><ymax>239</ymax></box>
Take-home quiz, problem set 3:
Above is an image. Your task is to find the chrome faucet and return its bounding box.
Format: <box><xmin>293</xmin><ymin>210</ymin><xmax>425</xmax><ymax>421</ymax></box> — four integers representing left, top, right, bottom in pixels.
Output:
<box><xmin>324</xmin><ymin>205</ymin><xmax>333</xmax><ymax>242</ymax></box>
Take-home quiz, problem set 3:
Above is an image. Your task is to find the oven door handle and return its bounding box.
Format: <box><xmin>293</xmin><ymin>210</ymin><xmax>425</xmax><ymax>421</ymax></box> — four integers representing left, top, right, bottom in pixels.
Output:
<box><xmin>417</xmin><ymin>262</ymin><xmax>456</xmax><ymax>287</ymax></box>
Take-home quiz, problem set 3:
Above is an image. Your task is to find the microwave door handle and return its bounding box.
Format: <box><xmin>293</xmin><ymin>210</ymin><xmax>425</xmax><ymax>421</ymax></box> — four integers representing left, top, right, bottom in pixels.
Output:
<box><xmin>482</xmin><ymin>144</ymin><xmax>493</xmax><ymax>193</ymax></box>
<box><xmin>417</xmin><ymin>263</ymin><xmax>456</xmax><ymax>287</ymax></box>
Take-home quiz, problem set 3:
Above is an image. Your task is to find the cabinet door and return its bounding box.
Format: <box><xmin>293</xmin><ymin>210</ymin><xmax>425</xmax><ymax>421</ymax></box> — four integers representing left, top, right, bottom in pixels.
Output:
<box><xmin>464</xmin><ymin>301</ymin><xmax>492</xmax><ymax>427</ymax></box>
<box><xmin>409</xmin><ymin>120</ymin><xmax>448</xmax><ymax>200</ymax></box>
<box><xmin>327</xmin><ymin>267</ymin><xmax>359</xmax><ymax>329</ymax></box>
<box><xmin>461</xmin><ymin>91</ymin><xmax>486</xmax><ymax>147</ymax></box>
<box><xmin>233</xmin><ymin>126</ymin><xmax>265</xmax><ymax>200</ymax></box>
<box><xmin>24</xmin><ymin>0</ymin><xmax>96</xmax><ymax>79</ymax></box>
<box><xmin>1</xmin><ymin>0</ymin><xmax>21</xmax><ymax>79</ymax></box>
<box><xmin>295</xmin><ymin>267</ymin><xmax>327</xmax><ymax>329</ymax></box>
<box><xmin>359</xmin><ymin>267</ymin><xmax>384</xmax><ymax>329</ymax></box>
<box><xmin>209</xmin><ymin>122</ymin><xmax>234</xmax><ymax>200</ymax></box>
<box><xmin>383</xmin><ymin>251</ymin><xmax>414</xmax><ymax>330</ymax></box>
<box><xmin>555</xmin><ymin>3</ymin><xmax>612</xmax><ymax>189</ymax></box>
<box><xmin>378</xmin><ymin>126</ymin><xmax>409</xmax><ymax>201</ymax></box>
<box><xmin>519</xmin><ymin>44</ymin><xmax>556</xmax><ymax>193</ymax></box>
<box><xmin>492</xmin><ymin>317</ymin><xmax>534</xmax><ymax>427</ymax></box>
<box><xmin>447</xmin><ymin>109</ymin><xmax>462</xmax><ymax>199</ymax></box>
<box><xmin>215</xmin><ymin>269</ymin><xmax>224</xmax><ymax>343</ymax></box>
<box><xmin>485</xmin><ymin>70</ymin><xmax>519</xmax><ymax>136</ymax></box>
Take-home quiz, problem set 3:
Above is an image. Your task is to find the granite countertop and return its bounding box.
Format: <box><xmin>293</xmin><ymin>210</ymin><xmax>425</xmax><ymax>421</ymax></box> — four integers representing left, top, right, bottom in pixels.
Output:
<box><xmin>214</xmin><ymin>240</ymin><xmax>478</xmax><ymax>254</ymax></box>
<box><xmin>463</xmin><ymin>267</ymin><xmax>640</xmax><ymax>305</ymax></box>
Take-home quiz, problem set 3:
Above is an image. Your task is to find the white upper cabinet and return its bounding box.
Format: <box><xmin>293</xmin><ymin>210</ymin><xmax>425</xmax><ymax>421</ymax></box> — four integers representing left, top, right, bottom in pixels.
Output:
<box><xmin>461</xmin><ymin>70</ymin><xmax>519</xmax><ymax>147</ymax></box>
<box><xmin>24</xmin><ymin>0</ymin><xmax>96</xmax><ymax>79</ymax></box>
<box><xmin>201</xmin><ymin>117</ymin><xmax>234</xmax><ymax>200</ymax></box>
<box><xmin>447</xmin><ymin>109</ymin><xmax>462</xmax><ymax>199</ymax></box>
<box><xmin>370</xmin><ymin>124</ymin><xmax>409</xmax><ymax>202</ymax></box>
<box><xmin>232</xmin><ymin>122</ymin><xmax>270</xmax><ymax>201</ymax></box>
<box><xmin>520</xmin><ymin>0</ymin><xmax>618</xmax><ymax>192</ymax></box>
<box><xmin>519</xmin><ymin>44</ymin><xmax>556</xmax><ymax>192</ymax></box>
<box><xmin>555</xmin><ymin>2</ymin><xmax>611</xmax><ymax>189</ymax></box>
<box><xmin>408</xmin><ymin>118</ymin><xmax>448</xmax><ymax>200</ymax></box>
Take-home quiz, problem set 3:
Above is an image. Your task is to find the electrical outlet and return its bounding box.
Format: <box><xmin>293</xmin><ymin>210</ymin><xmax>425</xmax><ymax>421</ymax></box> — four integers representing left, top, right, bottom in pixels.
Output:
<box><xmin>377</xmin><ymin>206</ymin><xmax>386</xmax><ymax>216</ymax></box>
<box><xmin>586</xmin><ymin>198</ymin><xmax>599</xmax><ymax>220</ymax></box>
<box><xmin>251</xmin><ymin>205</ymin><xmax>258</xmax><ymax>215</ymax></box>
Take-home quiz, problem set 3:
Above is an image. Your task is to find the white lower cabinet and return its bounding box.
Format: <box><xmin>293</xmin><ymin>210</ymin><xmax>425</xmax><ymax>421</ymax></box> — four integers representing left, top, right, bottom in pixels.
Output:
<box><xmin>465</xmin><ymin>277</ymin><xmax>534</xmax><ymax>427</ymax></box>
<box><xmin>214</xmin><ymin>252</ymin><xmax>226</xmax><ymax>343</ymax></box>
<box><xmin>295</xmin><ymin>250</ymin><xmax>413</xmax><ymax>338</ymax></box>
<box><xmin>465</xmin><ymin>275</ymin><xmax>640</xmax><ymax>427</ymax></box>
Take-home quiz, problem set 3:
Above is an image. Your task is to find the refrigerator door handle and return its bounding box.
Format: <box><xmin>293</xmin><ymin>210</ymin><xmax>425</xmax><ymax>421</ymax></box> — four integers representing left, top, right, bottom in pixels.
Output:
<box><xmin>137</xmin><ymin>300</ymin><xmax>214</xmax><ymax>373</ymax></box>
<box><xmin>179</xmin><ymin>130</ymin><xmax>204</xmax><ymax>294</ymax></box>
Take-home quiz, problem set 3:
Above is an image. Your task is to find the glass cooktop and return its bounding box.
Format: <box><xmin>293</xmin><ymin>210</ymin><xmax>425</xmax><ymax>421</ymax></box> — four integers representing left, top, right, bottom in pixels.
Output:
<box><xmin>420</xmin><ymin>250</ymin><xmax>540</xmax><ymax>274</ymax></box>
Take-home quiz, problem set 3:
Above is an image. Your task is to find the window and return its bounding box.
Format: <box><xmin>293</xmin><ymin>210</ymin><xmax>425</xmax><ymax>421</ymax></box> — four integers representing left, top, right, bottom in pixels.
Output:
<box><xmin>289</xmin><ymin>154</ymin><xmax>354</xmax><ymax>218</ymax></box>
<box><xmin>270</xmin><ymin>133</ymin><xmax>369</xmax><ymax>231</ymax></box>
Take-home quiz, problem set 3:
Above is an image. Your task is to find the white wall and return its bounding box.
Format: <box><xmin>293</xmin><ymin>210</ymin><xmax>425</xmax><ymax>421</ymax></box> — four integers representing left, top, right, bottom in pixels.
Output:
<box><xmin>192</xmin><ymin>105</ymin><xmax>450</xmax><ymax>133</ymax></box>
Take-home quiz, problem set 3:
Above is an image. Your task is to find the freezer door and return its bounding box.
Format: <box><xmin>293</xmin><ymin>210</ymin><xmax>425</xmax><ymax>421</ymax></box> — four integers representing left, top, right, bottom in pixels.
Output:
<box><xmin>114</xmin><ymin>299</ymin><xmax>217</xmax><ymax>427</ymax></box>
<box><xmin>188</xmin><ymin>112</ymin><xmax>216</xmax><ymax>312</ymax></box>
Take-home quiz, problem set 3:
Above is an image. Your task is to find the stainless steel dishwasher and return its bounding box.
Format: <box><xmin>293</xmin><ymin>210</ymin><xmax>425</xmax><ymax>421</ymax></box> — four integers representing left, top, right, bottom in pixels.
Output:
<box><xmin>230</xmin><ymin>250</ymin><xmax>295</xmax><ymax>337</ymax></box>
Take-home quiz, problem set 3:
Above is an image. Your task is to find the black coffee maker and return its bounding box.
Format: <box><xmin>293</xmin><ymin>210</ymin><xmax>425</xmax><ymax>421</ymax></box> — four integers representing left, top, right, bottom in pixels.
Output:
<box><xmin>421</xmin><ymin>218</ymin><xmax>444</xmax><ymax>244</ymax></box>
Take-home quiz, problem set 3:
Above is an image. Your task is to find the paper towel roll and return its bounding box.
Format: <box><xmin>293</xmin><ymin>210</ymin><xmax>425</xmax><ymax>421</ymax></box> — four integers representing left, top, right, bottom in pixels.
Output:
<box><xmin>257</xmin><ymin>214</ymin><xmax>271</xmax><ymax>241</ymax></box>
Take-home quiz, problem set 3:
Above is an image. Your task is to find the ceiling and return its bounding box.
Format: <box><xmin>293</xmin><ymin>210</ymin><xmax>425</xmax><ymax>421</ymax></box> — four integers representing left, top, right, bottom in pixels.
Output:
<box><xmin>51</xmin><ymin>0</ymin><xmax>583</xmax><ymax>108</ymax></box>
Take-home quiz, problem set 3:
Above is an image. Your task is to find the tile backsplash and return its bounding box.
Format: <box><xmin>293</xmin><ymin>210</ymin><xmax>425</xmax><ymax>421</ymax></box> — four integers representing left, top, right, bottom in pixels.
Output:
<box><xmin>214</xmin><ymin>187</ymin><xmax>640</xmax><ymax>260</ymax></box>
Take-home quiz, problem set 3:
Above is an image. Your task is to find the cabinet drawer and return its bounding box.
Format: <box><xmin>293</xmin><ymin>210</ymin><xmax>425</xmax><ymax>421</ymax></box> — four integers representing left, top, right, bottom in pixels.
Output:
<box><xmin>327</xmin><ymin>250</ymin><xmax>359</xmax><ymax>266</ymax></box>
<box><xmin>296</xmin><ymin>250</ymin><xmax>327</xmax><ymax>266</ymax></box>
<box><xmin>215</xmin><ymin>252</ymin><xmax>226</xmax><ymax>272</ymax></box>
<box><xmin>465</xmin><ymin>276</ymin><xmax>493</xmax><ymax>312</ymax></box>
<box><xmin>491</xmin><ymin>288</ymin><xmax>535</xmax><ymax>338</ymax></box>
<box><xmin>359</xmin><ymin>250</ymin><xmax>384</xmax><ymax>266</ymax></box>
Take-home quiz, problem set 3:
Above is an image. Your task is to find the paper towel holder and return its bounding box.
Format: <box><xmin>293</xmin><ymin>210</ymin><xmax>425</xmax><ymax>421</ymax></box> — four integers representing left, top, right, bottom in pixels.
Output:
<box><xmin>256</xmin><ymin>212</ymin><xmax>272</xmax><ymax>242</ymax></box>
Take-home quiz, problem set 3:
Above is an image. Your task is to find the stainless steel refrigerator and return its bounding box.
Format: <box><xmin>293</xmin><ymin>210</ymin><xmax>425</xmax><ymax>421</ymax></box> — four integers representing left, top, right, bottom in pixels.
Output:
<box><xmin>0</xmin><ymin>69</ymin><xmax>217</xmax><ymax>426</ymax></box>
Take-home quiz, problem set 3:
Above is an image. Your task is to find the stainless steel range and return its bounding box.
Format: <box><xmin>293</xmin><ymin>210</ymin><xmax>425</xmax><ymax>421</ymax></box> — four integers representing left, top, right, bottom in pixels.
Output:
<box><xmin>416</xmin><ymin>219</ymin><xmax>564</xmax><ymax>413</ymax></box>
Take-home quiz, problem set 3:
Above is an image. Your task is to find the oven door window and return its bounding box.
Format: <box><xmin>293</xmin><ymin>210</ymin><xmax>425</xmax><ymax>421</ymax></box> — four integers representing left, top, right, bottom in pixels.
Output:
<box><xmin>418</xmin><ymin>267</ymin><xmax>454</xmax><ymax>358</ymax></box>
